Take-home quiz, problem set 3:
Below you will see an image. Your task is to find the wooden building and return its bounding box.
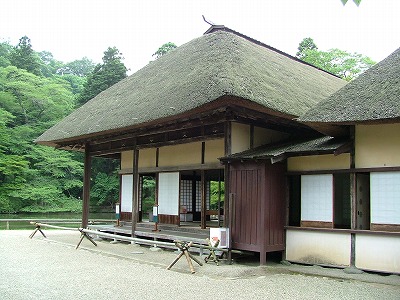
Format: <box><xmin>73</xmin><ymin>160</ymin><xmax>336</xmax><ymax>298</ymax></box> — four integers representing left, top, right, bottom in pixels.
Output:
<box><xmin>35</xmin><ymin>26</ymin><xmax>347</xmax><ymax>264</ymax></box>
<box><xmin>290</xmin><ymin>47</ymin><xmax>400</xmax><ymax>274</ymax></box>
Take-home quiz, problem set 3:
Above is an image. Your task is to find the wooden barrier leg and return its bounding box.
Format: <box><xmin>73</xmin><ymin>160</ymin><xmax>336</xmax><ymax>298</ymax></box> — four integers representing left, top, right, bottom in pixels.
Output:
<box><xmin>188</xmin><ymin>252</ymin><xmax>203</xmax><ymax>266</ymax></box>
<box><xmin>183</xmin><ymin>250</ymin><xmax>196</xmax><ymax>274</ymax></box>
<box><xmin>166</xmin><ymin>252</ymin><xmax>184</xmax><ymax>270</ymax></box>
<box><xmin>76</xmin><ymin>230</ymin><xmax>98</xmax><ymax>249</ymax></box>
<box><xmin>29</xmin><ymin>225</ymin><xmax>46</xmax><ymax>239</ymax></box>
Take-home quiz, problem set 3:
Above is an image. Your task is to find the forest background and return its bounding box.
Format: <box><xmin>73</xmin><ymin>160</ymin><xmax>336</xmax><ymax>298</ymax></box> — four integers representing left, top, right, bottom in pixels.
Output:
<box><xmin>0</xmin><ymin>35</ymin><xmax>374</xmax><ymax>214</ymax></box>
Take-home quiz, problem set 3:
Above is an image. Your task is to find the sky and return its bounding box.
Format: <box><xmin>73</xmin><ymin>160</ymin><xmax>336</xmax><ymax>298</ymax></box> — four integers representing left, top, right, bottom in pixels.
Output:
<box><xmin>1</xmin><ymin>0</ymin><xmax>399</xmax><ymax>74</ymax></box>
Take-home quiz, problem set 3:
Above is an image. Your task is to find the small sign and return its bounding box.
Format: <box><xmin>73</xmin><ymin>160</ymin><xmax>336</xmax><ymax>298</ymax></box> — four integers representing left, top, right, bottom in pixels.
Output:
<box><xmin>153</xmin><ymin>205</ymin><xmax>158</xmax><ymax>223</ymax></box>
<box><xmin>115</xmin><ymin>203</ymin><xmax>120</xmax><ymax>219</ymax></box>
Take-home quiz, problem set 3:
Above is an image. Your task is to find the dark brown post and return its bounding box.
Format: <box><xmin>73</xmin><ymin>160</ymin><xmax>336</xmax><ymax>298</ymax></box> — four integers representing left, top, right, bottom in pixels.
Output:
<box><xmin>201</xmin><ymin>170</ymin><xmax>206</xmax><ymax>229</ymax></box>
<box><xmin>81</xmin><ymin>143</ymin><xmax>91</xmax><ymax>228</ymax></box>
<box><xmin>131</xmin><ymin>146</ymin><xmax>139</xmax><ymax>236</ymax></box>
<box><xmin>224</xmin><ymin>121</ymin><xmax>231</xmax><ymax>228</ymax></box>
<box><xmin>349</xmin><ymin>126</ymin><xmax>357</xmax><ymax>267</ymax></box>
<box><xmin>201</xmin><ymin>141</ymin><xmax>205</xmax><ymax>164</ymax></box>
<box><xmin>218</xmin><ymin>169</ymin><xmax>222</xmax><ymax>227</ymax></box>
<box><xmin>250</xmin><ymin>124</ymin><xmax>254</xmax><ymax>149</ymax></box>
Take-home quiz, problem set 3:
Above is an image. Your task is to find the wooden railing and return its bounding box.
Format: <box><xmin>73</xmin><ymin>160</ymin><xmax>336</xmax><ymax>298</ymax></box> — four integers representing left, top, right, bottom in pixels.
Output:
<box><xmin>0</xmin><ymin>219</ymin><xmax>113</xmax><ymax>230</ymax></box>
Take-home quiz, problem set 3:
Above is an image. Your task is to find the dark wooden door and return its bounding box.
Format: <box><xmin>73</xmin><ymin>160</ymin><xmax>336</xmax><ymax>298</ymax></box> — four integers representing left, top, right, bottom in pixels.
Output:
<box><xmin>230</xmin><ymin>162</ymin><xmax>264</xmax><ymax>252</ymax></box>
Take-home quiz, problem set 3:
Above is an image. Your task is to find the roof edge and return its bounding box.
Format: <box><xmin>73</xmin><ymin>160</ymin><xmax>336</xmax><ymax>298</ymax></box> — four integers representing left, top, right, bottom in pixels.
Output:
<box><xmin>204</xmin><ymin>25</ymin><xmax>341</xmax><ymax>79</ymax></box>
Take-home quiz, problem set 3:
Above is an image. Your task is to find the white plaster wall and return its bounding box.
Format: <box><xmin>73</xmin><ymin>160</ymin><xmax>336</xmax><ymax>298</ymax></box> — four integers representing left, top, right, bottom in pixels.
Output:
<box><xmin>355</xmin><ymin>234</ymin><xmax>400</xmax><ymax>273</ymax></box>
<box><xmin>120</xmin><ymin>151</ymin><xmax>133</xmax><ymax>170</ymax></box>
<box><xmin>288</xmin><ymin>154</ymin><xmax>350</xmax><ymax>171</ymax></box>
<box><xmin>204</xmin><ymin>139</ymin><xmax>224</xmax><ymax>163</ymax></box>
<box><xmin>286</xmin><ymin>229</ymin><xmax>351</xmax><ymax>266</ymax></box>
<box><xmin>355</xmin><ymin>124</ymin><xmax>400</xmax><ymax>168</ymax></box>
<box><xmin>231</xmin><ymin>122</ymin><xmax>250</xmax><ymax>154</ymax></box>
<box><xmin>159</xmin><ymin>142</ymin><xmax>201</xmax><ymax>167</ymax></box>
<box><xmin>253</xmin><ymin>126</ymin><xmax>289</xmax><ymax>147</ymax></box>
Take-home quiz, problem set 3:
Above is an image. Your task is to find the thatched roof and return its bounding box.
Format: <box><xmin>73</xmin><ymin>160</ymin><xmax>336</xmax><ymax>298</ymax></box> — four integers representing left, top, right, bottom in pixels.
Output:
<box><xmin>220</xmin><ymin>136</ymin><xmax>349</xmax><ymax>163</ymax></box>
<box><xmin>36</xmin><ymin>27</ymin><xmax>345</xmax><ymax>146</ymax></box>
<box><xmin>299</xmin><ymin>47</ymin><xmax>400</xmax><ymax>124</ymax></box>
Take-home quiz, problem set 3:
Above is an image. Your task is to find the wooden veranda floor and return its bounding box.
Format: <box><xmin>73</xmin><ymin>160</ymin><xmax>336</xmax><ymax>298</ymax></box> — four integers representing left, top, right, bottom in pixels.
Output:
<box><xmin>88</xmin><ymin>221</ymin><xmax>212</xmax><ymax>245</ymax></box>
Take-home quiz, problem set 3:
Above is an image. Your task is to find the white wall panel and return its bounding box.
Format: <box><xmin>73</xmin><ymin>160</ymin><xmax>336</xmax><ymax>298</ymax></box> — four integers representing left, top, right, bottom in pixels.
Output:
<box><xmin>286</xmin><ymin>229</ymin><xmax>351</xmax><ymax>266</ymax></box>
<box><xmin>301</xmin><ymin>174</ymin><xmax>333</xmax><ymax>222</ymax></box>
<box><xmin>158</xmin><ymin>172</ymin><xmax>179</xmax><ymax>215</ymax></box>
<box><xmin>371</xmin><ymin>172</ymin><xmax>400</xmax><ymax>224</ymax></box>
<box><xmin>121</xmin><ymin>174</ymin><xmax>133</xmax><ymax>212</ymax></box>
<box><xmin>356</xmin><ymin>233</ymin><xmax>400</xmax><ymax>273</ymax></box>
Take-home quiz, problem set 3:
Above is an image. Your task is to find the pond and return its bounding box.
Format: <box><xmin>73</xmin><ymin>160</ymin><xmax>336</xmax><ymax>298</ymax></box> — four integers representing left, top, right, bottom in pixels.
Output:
<box><xmin>0</xmin><ymin>212</ymin><xmax>115</xmax><ymax>230</ymax></box>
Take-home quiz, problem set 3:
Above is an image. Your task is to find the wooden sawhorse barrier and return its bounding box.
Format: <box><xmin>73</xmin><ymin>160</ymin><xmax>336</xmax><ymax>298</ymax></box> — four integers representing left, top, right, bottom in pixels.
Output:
<box><xmin>167</xmin><ymin>241</ymin><xmax>203</xmax><ymax>274</ymax></box>
<box><xmin>204</xmin><ymin>238</ymin><xmax>221</xmax><ymax>266</ymax></box>
<box><xmin>29</xmin><ymin>223</ymin><xmax>47</xmax><ymax>239</ymax></box>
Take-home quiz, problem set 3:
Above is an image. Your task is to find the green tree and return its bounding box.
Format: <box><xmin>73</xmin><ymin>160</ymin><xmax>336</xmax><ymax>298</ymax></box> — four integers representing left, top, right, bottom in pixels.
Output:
<box><xmin>90</xmin><ymin>172</ymin><xmax>119</xmax><ymax>209</ymax></box>
<box><xmin>0</xmin><ymin>63</ymin><xmax>82</xmax><ymax>213</ymax></box>
<box><xmin>341</xmin><ymin>0</ymin><xmax>361</xmax><ymax>6</ymax></box>
<box><xmin>78</xmin><ymin>47</ymin><xmax>127</xmax><ymax>105</ymax></box>
<box><xmin>56</xmin><ymin>57</ymin><xmax>95</xmax><ymax>77</ymax></box>
<box><xmin>0</xmin><ymin>108</ymin><xmax>29</xmax><ymax>212</ymax></box>
<box><xmin>9</xmin><ymin>36</ymin><xmax>42</xmax><ymax>76</ymax></box>
<box><xmin>296</xmin><ymin>37</ymin><xmax>318</xmax><ymax>59</ymax></box>
<box><xmin>0</xmin><ymin>66</ymin><xmax>75</xmax><ymax>125</ymax></box>
<box><xmin>152</xmin><ymin>42</ymin><xmax>177</xmax><ymax>59</ymax></box>
<box><xmin>141</xmin><ymin>176</ymin><xmax>156</xmax><ymax>213</ymax></box>
<box><xmin>0</xmin><ymin>40</ymin><xmax>12</xmax><ymax>67</ymax></box>
<box><xmin>38</xmin><ymin>51</ymin><xmax>64</xmax><ymax>77</ymax></box>
<box><xmin>296</xmin><ymin>38</ymin><xmax>375</xmax><ymax>81</ymax></box>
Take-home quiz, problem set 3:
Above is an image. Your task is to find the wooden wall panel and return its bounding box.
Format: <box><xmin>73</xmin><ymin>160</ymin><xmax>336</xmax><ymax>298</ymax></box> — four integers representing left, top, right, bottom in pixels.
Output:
<box><xmin>120</xmin><ymin>212</ymin><xmax>132</xmax><ymax>221</ymax></box>
<box><xmin>264</xmin><ymin>163</ymin><xmax>285</xmax><ymax>251</ymax></box>
<box><xmin>159</xmin><ymin>214</ymin><xmax>180</xmax><ymax>225</ymax></box>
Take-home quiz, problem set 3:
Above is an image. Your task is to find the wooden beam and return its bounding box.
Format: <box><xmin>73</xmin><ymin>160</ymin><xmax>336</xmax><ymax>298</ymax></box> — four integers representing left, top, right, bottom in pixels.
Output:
<box><xmin>81</xmin><ymin>143</ymin><xmax>91</xmax><ymax>228</ymax></box>
<box><xmin>89</xmin><ymin>133</ymin><xmax>224</xmax><ymax>157</ymax></box>
<box><xmin>118</xmin><ymin>162</ymin><xmax>223</xmax><ymax>174</ymax></box>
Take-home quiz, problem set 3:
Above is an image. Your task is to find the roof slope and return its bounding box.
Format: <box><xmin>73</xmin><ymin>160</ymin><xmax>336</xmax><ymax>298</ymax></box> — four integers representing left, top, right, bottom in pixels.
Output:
<box><xmin>299</xmin><ymin>47</ymin><xmax>400</xmax><ymax>123</ymax></box>
<box><xmin>221</xmin><ymin>136</ymin><xmax>349</xmax><ymax>162</ymax></box>
<box><xmin>36</xmin><ymin>30</ymin><xmax>345</xmax><ymax>145</ymax></box>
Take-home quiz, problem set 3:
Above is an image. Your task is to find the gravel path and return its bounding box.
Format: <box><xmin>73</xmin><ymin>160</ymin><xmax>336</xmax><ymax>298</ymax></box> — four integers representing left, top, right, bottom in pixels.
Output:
<box><xmin>0</xmin><ymin>230</ymin><xmax>399</xmax><ymax>300</ymax></box>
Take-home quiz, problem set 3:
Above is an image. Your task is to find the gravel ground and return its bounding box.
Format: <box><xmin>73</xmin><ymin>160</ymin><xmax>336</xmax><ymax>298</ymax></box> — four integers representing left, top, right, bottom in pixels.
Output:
<box><xmin>0</xmin><ymin>230</ymin><xmax>399</xmax><ymax>300</ymax></box>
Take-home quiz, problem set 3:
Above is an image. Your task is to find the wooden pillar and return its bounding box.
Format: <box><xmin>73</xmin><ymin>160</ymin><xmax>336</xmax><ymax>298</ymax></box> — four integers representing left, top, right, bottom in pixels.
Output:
<box><xmin>131</xmin><ymin>146</ymin><xmax>139</xmax><ymax>236</ymax></box>
<box><xmin>258</xmin><ymin>163</ymin><xmax>265</xmax><ymax>265</ymax></box>
<box><xmin>191</xmin><ymin>171</ymin><xmax>196</xmax><ymax>218</ymax></box>
<box><xmin>81</xmin><ymin>143</ymin><xmax>91</xmax><ymax>228</ymax></box>
<box><xmin>218</xmin><ymin>169</ymin><xmax>222</xmax><ymax>227</ymax></box>
<box><xmin>250</xmin><ymin>124</ymin><xmax>254</xmax><ymax>149</ymax></box>
<box><xmin>201</xmin><ymin>170</ymin><xmax>206</xmax><ymax>229</ymax></box>
<box><xmin>349</xmin><ymin>126</ymin><xmax>357</xmax><ymax>267</ymax></box>
<box><xmin>224</xmin><ymin>121</ymin><xmax>231</xmax><ymax>228</ymax></box>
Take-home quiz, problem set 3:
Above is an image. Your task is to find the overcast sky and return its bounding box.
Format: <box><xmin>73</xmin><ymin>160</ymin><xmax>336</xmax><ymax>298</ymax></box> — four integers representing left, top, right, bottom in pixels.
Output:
<box><xmin>1</xmin><ymin>0</ymin><xmax>399</xmax><ymax>74</ymax></box>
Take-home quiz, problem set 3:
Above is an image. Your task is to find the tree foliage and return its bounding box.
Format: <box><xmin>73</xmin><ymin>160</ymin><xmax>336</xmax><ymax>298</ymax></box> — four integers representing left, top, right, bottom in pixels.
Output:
<box><xmin>56</xmin><ymin>57</ymin><xmax>95</xmax><ymax>77</ymax></box>
<box><xmin>0</xmin><ymin>36</ymin><xmax>125</xmax><ymax>214</ymax></box>
<box><xmin>9</xmin><ymin>36</ymin><xmax>42</xmax><ymax>76</ymax></box>
<box><xmin>78</xmin><ymin>47</ymin><xmax>127</xmax><ymax>105</ymax></box>
<box><xmin>296</xmin><ymin>37</ymin><xmax>375</xmax><ymax>81</ymax></box>
<box><xmin>0</xmin><ymin>40</ymin><xmax>12</xmax><ymax>67</ymax></box>
<box><xmin>341</xmin><ymin>0</ymin><xmax>362</xmax><ymax>6</ymax></box>
<box><xmin>152</xmin><ymin>42</ymin><xmax>177</xmax><ymax>59</ymax></box>
<box><xmin>296</xmin><ymin>37</ymin><xmax>318</xmax><ymax>59</ymax></box>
